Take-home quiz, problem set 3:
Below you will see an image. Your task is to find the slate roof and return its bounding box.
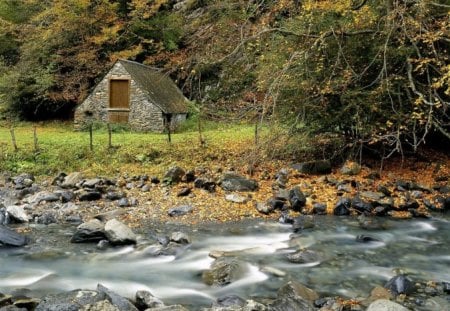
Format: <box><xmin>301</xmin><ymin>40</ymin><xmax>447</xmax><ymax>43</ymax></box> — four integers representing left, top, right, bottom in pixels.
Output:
<box><xmin>119</xmin><ymin>59</ymin><xmax>188</xmax><ymax>114</ymax></box>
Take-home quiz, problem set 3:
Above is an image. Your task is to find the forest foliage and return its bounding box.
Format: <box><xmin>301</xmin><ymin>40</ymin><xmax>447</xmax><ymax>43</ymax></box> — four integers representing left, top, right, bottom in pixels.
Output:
<box><xmin>0</xmin><ymin>0</ymin><xmax>449</xmax><ymax>158</ymax></box>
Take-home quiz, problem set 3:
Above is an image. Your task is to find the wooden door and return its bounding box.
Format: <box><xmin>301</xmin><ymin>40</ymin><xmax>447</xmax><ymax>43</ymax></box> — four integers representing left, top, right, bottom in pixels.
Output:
<box><xmin>109</xmin><ymin>79</ymin><xmax>129</xmax><ymax>123</ymax></box>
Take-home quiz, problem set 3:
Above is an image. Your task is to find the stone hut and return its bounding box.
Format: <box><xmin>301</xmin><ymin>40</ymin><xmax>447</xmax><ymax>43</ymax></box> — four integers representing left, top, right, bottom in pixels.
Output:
<box><xmin>74</xmin><ymin>59</ymin><xmax>188</xmax><ymax>132</ymax></box>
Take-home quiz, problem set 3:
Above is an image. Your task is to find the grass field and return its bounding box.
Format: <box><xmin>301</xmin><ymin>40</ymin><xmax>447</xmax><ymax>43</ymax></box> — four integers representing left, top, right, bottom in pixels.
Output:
<box><xmin>0</xmin><ymin>121</ymin><xmax>262</xmax><ymax>178</ymax></box>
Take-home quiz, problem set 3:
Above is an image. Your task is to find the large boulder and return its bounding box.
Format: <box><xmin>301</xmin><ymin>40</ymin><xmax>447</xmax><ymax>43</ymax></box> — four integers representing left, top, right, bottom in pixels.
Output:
<box><xmin>35</xmin><ymin>290</ymin><xmax>106</xmax><ymax>311</ymax></box>
<box><xmin>202</xmin><ymin>257</ymin><xmax>247</xmax><ymax>286</ymax></box>
<box><xmin>6</xmin><ymin>205</ymin><xmax>29</xmax><ymax>223</ymax></box>
<box><xmin>97</xmin><ymin>284</ymin><xmax>138</xmax><ymax>311</ymax></box>
<box><xmin>104</xmin><ymin>219</ymin><xmax>137</xmax><ymax>245</ymax></box>
<box><xmin>71</xmin><ymin>219</ymin><xmax>106</xmax><ymax>243</ymax></box>
<box><xmin>291</xmin><ymin>160</ymin><xmax>332</xmax><ymax>175</ymax></box>
<box><xmin>366</xmin><ymin>299</ymin><xmax>409</xmax><ymax>311</ymax></box>
<box><xmin>270</xmin><ymin>281</ymin><xmax>316</xmax><ymax>311</ymax></box>
<box><xmin>220</xmin><ymin>174</ymin><xmax>258</xmax><ymax>192</ymax></box>
<box><xmin>0</xmin><ymin>225</ymin><xmax>28</xmax><ymax>247</ymax></box>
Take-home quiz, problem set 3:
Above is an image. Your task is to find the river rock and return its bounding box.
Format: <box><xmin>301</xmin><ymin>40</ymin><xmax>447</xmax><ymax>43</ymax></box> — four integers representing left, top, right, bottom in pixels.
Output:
<box><xmin>27</xmin><ymin>191</ymin><xmax>60</xmax><ymax>204</ymax></box>
<box><xmin>0</xmin><ymin>208</ymin><xmax>11</xmax><ymax>225</ymax></box>
<box><xmin>177</xmin><ymin>187</ymin><xmax>191</xmax><ymax>197</ymax></box>
<box><xmin>333</xmin><ymin>198</ymin><xmax>351</xmax><ymax>216</ymax></box>
<box><xmin>149</xmin><ymin>305</ymin><xmax>189</xmax><ymax>311</ymax></box>
<box><xmin>286</xmin><ymin>249</ymin><xmax>320</xmax><ymax>264</ymax></box>
<box><xmin>291</xmin><ymin>160</ymin><xmax>332</xmax><ymax>175</ymax></box>
<box><xmin>360</xmin><ymin>191</ymin><xmax>385</xmax><ymax>201</ymax></box>
<box><xmin>423</xmin><ymin>297</ymin><xmax>450</xmax><ymax>311</ymax></box>
<box><xmin>278</xmin><ymin>211</ymin><xmax>294</xmax><ymax>224</ymax></box>
<box><xmin>214</xmin><ymin>295</ymin><xmax>246</xmax><ymax>308</ymax></box>
<box><xmin>225</xmin><ymin>194</ymin><xmax>248</xmax><ymax>204</ymax></box>
<box><xmin>255</xmin><ymin>202</ymin><xmax>274</xmax><ymax>215</ymax></box>
<box><xmin>83</xmin><ymin>178</ymin><xmax>102</xmax><ymax>188</ymax></box>
<box><xmin>71</xmin><ymin>219</ymin><xmax>106</xmax><ymax>243</ymax></box>
<box><xmin>352</xmin><ymin>196</ymin><xmax>373</xmax><ymax>213</ymax></box>
<box><xmin>35</xmin><ymin>289</ymin><xmax>106</xmax><ymax>311</ymax></box>
<box><xmin>202</xmin><ymin>257</ymin><xmax>247</xmax><ymax>286</ymax></box>
<box><xmin>104</xmin><ymin>219</ymin><xmax>137</xmax><ymax>245</ymax></box>
<box><xmin>13</xmin><ymin>298</ymin><xmax>40</xmax><ymax>310</ymax></box>
<box><xmin>194</xmin><ymin>178</ymin><xmax>216</xmax><ymax>192</ymax></box>
<box><xmin>341</xmin><ymin>161</ymin><xmax>361</xmax><ymax>175</ymax></box>
<box><xmin>366</xmin><ymin>299</ymin><xmax>409</xmax><ymax>311</ymax></box>
<box><xmin>384</xmin><ymin>275</ymin><xmax>415</xmax><ymax>296</ymax></box>
<box><xmin>36</xmin><ymin>211</ymin><xmax>58</xmax><ymax>225</ymax></box>
<box><xmin>0</xmin><ymin>225</ymin><xmax>28</xmax><ymax>247</ymax></box>
<box><xmin>60</xmin><ymin>191</ymin><xmax>75</xmax><ymax>203</ymax></box>
<box><xmin>356</xmin><ymin>235</ymin><xmax>380</xmax><ymax>243</ymax></box>
<box><xmin>106</xmin><ymin>192</ymin><xmax>126</xmax><ymax>201</ymax></box>
<box><xmin>292</xmin><ymin>215</ymin><xmax>315</xmax><ymax>232</ymax></box>
<box><xmin>163</xmin><ymin>166</ymin><xmax>185</xmax><ymax>184</ymax></box>
<box><xmin>78</xmin><ymin>191</ymin><xmax>102</xmax><ymax>201</ymax></box>
<box><xmin>62</xmin><ymin>172</ymin><xmax>83</xmax><ymax>188</ymax></box>
<box><xmin>168</xmin><ymin>205</ymin><xmax>193</xmax><ymax>217</ymax></box>
<box><xmin>220</xmin><ymin>174</ymin><xmax>258</xmax><ymax>192</ymax></box>
<box><xmin>170</xmin><ymin>232</ymin><xmax>191</xmax><ymax>244</ymax></box>
<box><xmin>312</xmin><ymin>203</ymin><xmax>327</xmax><ymax>215</ymax></box>
<box><xmin>97</xmin><ymin>284</ymin><xmax>138</xmax><ymax>311</ymax></box>
<box><xmin>6</xmin><ymin>205</ymin><xmax>29</xmax><ymax>223</ymax></box>
<box><xmin>135</xmin><ymin>290</ymin><xmax>164</xmax><ymax>309</ymax></box>
<box><xmin>80</xmin><ymin>300</ymin><xmax>120</xmax><ymax>311</ymax></box>
<box><xmin>288</xmin><ymin>187</ymin><xmax>306</xmax><ymax>212</ymax></box>
<box><xmin>117</xmin><ymin>198</ymin><xmax>130</xmax><ymax>207</ymax></box>
<box><xmin>278</xmin><ymin>281</ymin><xmax>319</xmax><ymax>301</ymax></box>
<box><xmin>271</xmin><ymin>281</ymin><xmax>315</xmax><ymax>311</ymax></box>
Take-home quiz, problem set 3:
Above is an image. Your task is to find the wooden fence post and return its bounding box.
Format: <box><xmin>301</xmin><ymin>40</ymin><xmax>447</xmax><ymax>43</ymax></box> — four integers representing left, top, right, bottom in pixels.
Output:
<box><xmin>89</xmin><ymin>124</ymin><xmax>93</xmax><ymax>151</ymax></box>
<box><xmin>33</xmin><ymin>126</ymin><xmax>39</xmax><ymax>152</ymax></box>
<box><xmin>107</xmin><ymin>123</ymin><xmax>112</xmax><ymax>149</ymax></box>
<box><xmin>10</xmin><ymin>127</ymin><xmax>18</xmax><ymax>151</ymax></box>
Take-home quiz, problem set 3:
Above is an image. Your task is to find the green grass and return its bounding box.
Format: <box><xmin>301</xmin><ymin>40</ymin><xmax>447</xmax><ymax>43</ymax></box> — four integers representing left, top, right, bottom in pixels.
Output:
<box><xmin>0</xmin><ymin>121</ymin><xmax>260</xmax><ymax>178</ymax></box>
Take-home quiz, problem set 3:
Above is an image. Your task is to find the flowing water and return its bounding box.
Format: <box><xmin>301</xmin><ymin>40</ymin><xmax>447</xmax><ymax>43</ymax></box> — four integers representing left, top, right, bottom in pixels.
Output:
<box><xmin>1</xmin><ymin>215</ymin><xmax>450</xmax><ymax>308</ymax></box>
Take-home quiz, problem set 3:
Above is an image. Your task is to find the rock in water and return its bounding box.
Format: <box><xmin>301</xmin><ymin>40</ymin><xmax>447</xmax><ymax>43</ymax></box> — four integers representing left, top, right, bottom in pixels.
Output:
<box><xmin>333</xmin><ymin>198</ymin><xmax>351</xmax><ymax>216</ymax></box>
<box><xmin>220</xmin><ymin>173</ymin><xmax>258</xmax><ymax>192</ymax></box>
<box><xmin>97</xmin><ymin>284</ymin><xmax>138</xmax><ymax>311</ymax></box>
<box><xmin>286</xmin><ymin>249</ymin><xmax>319</xmax><ymax>264</ymax></box>
<box><xmin>0</xmin><ymin>225</ymin><xmax>28</xmax><ymax>247</ymax></box>
<box><xmin>135</xmin><ymin>291</ymin><xmax>164</xmax><ymax>310</ymax></box>
<box><xmin>170</xmin><ymin>232</ymin><xmax>191</xmax><ymax>244</ymax></box>
<box><xmin>104</xmin><ymin>219</ymin><xmax>137</xmax><ymax>245</ymax></box>
<box><xmin>71</xmin><ymin>219</ymin><xmax>106</xmax><ymax>243</ymax></box>
<box><xmin>384</xmin><ymin>275</ymin><xmax>415</xmax><ymax>296</ymax></box>
<box><xmin>202</xmin><ymin>257</ymin><xmax>247</xmax><ymax>286</ymax></box>
<box><xmin>366</xmin><ymin>299</ymin><xmax>409</xmax><ymax>311</ymax></box>
<box><xmin>278</xmin><ymin>281</ymin><xmax>319</xmax><ymax>302</ymax></box>
<box><xmin>35</xmin><ymin>290</ymin><xmax>106</xmax><ymax>311</ymax></box>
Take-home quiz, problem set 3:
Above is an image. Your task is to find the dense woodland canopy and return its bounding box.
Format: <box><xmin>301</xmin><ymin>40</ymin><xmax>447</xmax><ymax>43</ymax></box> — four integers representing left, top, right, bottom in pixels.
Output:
<box><xmin>0</xmin><ymin>0</ymin><xmax>449</xmax><ymax>157</ymax></box>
